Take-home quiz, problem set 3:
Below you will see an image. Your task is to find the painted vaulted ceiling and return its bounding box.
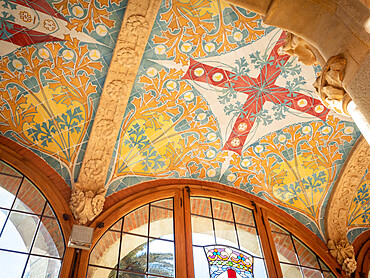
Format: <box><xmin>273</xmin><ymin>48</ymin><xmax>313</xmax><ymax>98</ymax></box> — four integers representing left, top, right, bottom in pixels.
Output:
<box><xmin>0</xmin><ymin>0</ymin><xmax>368</xmax><ymax>243</ymax></box>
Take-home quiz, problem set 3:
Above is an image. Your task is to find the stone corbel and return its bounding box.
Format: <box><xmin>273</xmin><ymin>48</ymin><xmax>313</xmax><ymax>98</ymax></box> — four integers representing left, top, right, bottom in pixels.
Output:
<box><xmin>70</xmin><ymin>186</ymin><xmax>106</xmax><ymax>225</ymax></box>
<box><xmin>327</xmin><ymin>237</ymin><xmax>357</xmax><ymax>276</ymax></box>
<box><xmin>282</xmin><ymin>34</ymin><xmax>353</xmax><ymax>117</ymax></box>
<box><xmin>313</xmin><ymin>55</ymin><xmax>352</xmax><ymax>116</ymax></box>
<box><xmin>282</xmin><ymin>32</ymin><xmax>325</xmax><ymax>66</ymax></box>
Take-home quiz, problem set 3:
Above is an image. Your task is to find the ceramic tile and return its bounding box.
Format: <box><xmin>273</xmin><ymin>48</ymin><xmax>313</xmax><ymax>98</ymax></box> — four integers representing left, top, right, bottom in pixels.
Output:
<box><xmin>0</xmin><ymin>0</ymin><xmax>128</xmax><ymax>186</ymax></box>
<box><xmin>102</xmin><ymin>0</ymin><xmax>363</xmax><ymax>241</ymax></box>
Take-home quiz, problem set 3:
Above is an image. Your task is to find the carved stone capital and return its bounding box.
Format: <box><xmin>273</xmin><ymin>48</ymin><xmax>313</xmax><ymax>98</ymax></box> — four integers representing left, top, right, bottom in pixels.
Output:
<box><xmin>327</xmin><ymin>237</ymin><xmax>357</xmax><ymax>276</ymax></box>
<box><xmin>282</xmin><ymin>32</ymin><xmax>322</xmax><ymax>66</ymax></box>
<box><xmin>314</xmin><ymin>55</ymin><xmax>352</xmax><ymax>116</ymax></box>
<box><xmin>70</xmin><ymin>0</ymin><xmax>161</xmax><ymax>224</ymax></box>
<box><xmin>70</xmin><ymin>186</ymin><xmax>106</xmax><ymax>225</ymax></box>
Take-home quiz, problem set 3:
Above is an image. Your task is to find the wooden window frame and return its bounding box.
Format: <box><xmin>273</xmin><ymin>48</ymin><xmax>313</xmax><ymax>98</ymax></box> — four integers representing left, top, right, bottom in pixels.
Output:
<box><xmin>0</xmin><ymin>139</ymin><xmax>74</xmax><ymax>277</ymax></box>
<box><xmin>77</xmin><ymin>180</ymin><xmax>345</xmax><ymax>278</ymax></box>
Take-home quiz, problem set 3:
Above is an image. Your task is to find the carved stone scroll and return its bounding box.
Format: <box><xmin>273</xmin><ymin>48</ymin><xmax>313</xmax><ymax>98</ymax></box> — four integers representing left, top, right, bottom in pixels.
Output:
<box><xmin>314</xmin><ymin>55</ymin><xmax>352</xmax><ymax>116</ymax></box>
<box><xmin>282</xmin><ymin>32</ymin><xmax>323</xmax><ymax>66</ymax></box>
<box><xmin>70</xmin><ymin>0</ymin><xmax>161</xmax><ymax>224</ymax></box>
<box><xmin>326</xmin><ymin>136</ymin><xmax>370</xmax><ymax>275</ymax></box>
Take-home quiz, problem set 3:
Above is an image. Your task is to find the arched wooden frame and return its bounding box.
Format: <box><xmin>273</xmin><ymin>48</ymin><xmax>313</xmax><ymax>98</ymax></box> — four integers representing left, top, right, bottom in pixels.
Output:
<box><xmin>75</xmin><ymin>179</ymin><xmax>344</xmax><ymax>278</ymax></box>
<box><xmin>353</xmin><ymin>230</ymin><xmax>370</xmax><ymax>278</ymax></box>
<box><xmin>0</xmin><ymin>136</ymin><xmax>74</xmax><ymax>276</ymax></box>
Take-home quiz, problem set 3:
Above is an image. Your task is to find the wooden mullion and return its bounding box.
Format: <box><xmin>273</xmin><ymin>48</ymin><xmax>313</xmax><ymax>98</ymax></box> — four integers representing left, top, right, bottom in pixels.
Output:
<box><xmin>255</xmin><ymin>204</ymin><xmax>283</xmax><ymax>278</ymax></box>
<box><xmin>174</xmin><ymin>188</ymin><xmax>188</xmax><ymax>278</ymax></box>
<box><xmin>183</xmin><ymin>186</ymin><xmax>195</xmax><ymax>278</ymax></box>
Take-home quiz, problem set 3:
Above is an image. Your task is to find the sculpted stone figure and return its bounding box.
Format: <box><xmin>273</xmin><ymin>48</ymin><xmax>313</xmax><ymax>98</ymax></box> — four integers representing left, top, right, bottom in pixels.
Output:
<box><xmin>282</xmin><ymin>32</ymin><xmax>323</xmax><ymax>66</ymax></box>
<box><xmin>313</xmin><ymin>55</ymin><xmax>352</xmax><ymax>116</ymax></box>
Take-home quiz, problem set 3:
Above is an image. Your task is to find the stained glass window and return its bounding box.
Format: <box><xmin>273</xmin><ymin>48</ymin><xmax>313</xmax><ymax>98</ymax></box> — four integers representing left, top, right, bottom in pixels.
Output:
<box><xmin>204</xmin><ymin>245</ymin><xmax>253</xmax><ymax>278</ymax></box>
<box><xmin>0</xmin><ymin>160</ymin><xmax>65</xmax><ymax>278</ymax></box>
<box><xmin>190</xmin><ymin>197</ymin><xmax>267</xmax><ymax>277</ymax></box>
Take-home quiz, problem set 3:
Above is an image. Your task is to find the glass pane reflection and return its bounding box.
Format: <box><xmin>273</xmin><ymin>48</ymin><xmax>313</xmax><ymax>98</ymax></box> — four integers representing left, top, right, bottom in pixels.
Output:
<box><xmin>89</xmin><ymin>199</ymin><xmax>175</xmax><ymax>277</ymax></box>
<box><xmin>0</xmin><ymin>160</ymin><xmax>64</xmax><ymax>278</ymax></box>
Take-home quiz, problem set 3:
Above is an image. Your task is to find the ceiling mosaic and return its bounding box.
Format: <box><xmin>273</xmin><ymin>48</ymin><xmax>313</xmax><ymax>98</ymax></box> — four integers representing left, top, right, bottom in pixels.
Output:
<box><xmin>0</xmin><ymin>0</ymin><xmax>128</xmax><ymax>185</ymax></box>
<box><xmin>0</xmin><ymin>0</ymin><xmax>368</xmax><ymax>242</ymax></box>
<box><xmin>105</xmin><ymin>0</ymin><xmax>362</xmax><ymax>240</ymax></box>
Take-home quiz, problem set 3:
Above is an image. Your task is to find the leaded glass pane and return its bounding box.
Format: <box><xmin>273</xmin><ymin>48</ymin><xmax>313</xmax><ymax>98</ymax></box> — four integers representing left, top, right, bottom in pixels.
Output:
<box><xmin>302</xmin><ymin>267</ymin><xmax>323</xmax><ymax>278</ymax></box>
<box><xmin>43</xmin><ymin>203</ymin><xmax>56</xmax><ymax>218</ymax></box>
<box><xmin>13</xmin><ymin>178</ymin><xmax>45</xmax><ymax>214</ymax></box>
<box><xmin>90</xmin><ymin>230</ymin><xmax>121</xmax><ymax>268</ymax></box>
<box><xmin>191</xmin><ymin>215</ymin><xmax>215</xmax><ymax>246</ymax></box>
<box><xmin>24</xmin><ymin>255</ymin><xmax>61</xmax><ymax>278</ymax></box>
<box><xmin>90</xmin><ymin>199</ymin><xmax>175</xmax><ymax>277</ymax></box>
<box><xmin>148</xmin><ymin>239</ymin><xmax>175</xmax><ymax>277</ymax></box>
<box><xmin>270</xmin><ymin>220</ymin><xmax>336</xmax><ymax>277</ymax></box>
<box><xmin>0</xmin><ymin>209</ymin><xmax>9</xmax><ymax>232</ymax></box>
<box><xmin>87</xmin><ymin>266</ymin><xmax>115</xmax><ymax>278</ymax></box>
<box><xmin>0</xmin><ymin>160</ymin><xmax>65</xmax><ymax>278</ymax></box>
<box><xmin>119</xmin><ymin>234</ymin><xmax>147</xmax><ymax>273</ymax></box>
<box><xmin>214</xmin><ymin>219</ymin><xmax>238</xmax><ymax>248</ymax></box>
<box><xmin>237</xmin><ymin>224</ymin><xmax>262</xmax><ymax>257</ymax></box>
<box><xmin>193</xmin><ymin>246</ymin><xmax>209</xmax><ymax>277</ymax></box>
<box><xmin>293</xmin><ymin>236</ymin><xmax>319</xmax><ymax>269</ymax></box>
<box><xmin>152</xmin><ymin>199</ymin><xmax>173</xmax><ymax>210</ymax></box>
<box><xmin>318</xmin><ymin>258</ymin><xmax>330</xmax><ymax>271</ymax></box>
<box><xmin>118</xmin><ymin>272</ymin><xmax>146</xmax><ymax>278</ymax></box>
<box><xmin>270</xmin><ymin>221</ymin><xmax>289</xmax><ymax>234</ymax></box>
<box><xmin>150</xmin><ymin>206</ymin><xmax>173</xmax><ymax>240</ymax></box>
<box><xmin>191</xmin><ymin>197</ymin><xmax>266</xmax><ymax>278</ymax></box>
<box><xmin>0</xmin><ymin>174</ymin><xmax>22</xmax><ymax>209</ymax></box>
<box><xmin>233</xmin><ymin>204</ymin><xmax>255</xmax><ymax>226</ymax></box>
<box><xmin>123</xmin><ymin>205</ymin><xmax>149</xmax><ymax>236</ymax></box>
<box><xmin>191</xmin><ymin>197</ymin><xmax>211</xmax><ymax>217</ymax></box>
<box><xmin>0</xmin><ymin>211</ymin><xmax>39</xmax><ymax>252</ymax></box>
<box><xmin>0</xmin><ymin>161</ymin><xmax>22</xmax><ymax>177</ymax></box>
<box><xmin>212</xmin><ymin>199</ymin><xmax>233</xmax><ymax>222</ymax></box>
<box><xmin>322</xmin><ymin>271</ymin><xmax>336</xmax><ymax>278</ymax></box>
<box><xmin>0</xmin><ymin>250</ymin><xmax>28</xmax><ymax>278</ymax></box>
<box><xmin>271</xmin><ymin>231</ymin><xmax>299</xmax><ymax>264</ymax></box>
<box><xmin>280</xmin><ymin>263</ymin><xmax>304</xmax><ymax>278</ymax></box>
<box><xmin>32</xmin><ymin>217</ymin><xmax>65</xmax><ymax>258</ymax></box>
<box><xmin>110</xmin><ymin>219</ymin><xmax>123</xmax><ymax>232</ymax></box>
<box><xmin>204</xmin><ymin>245</ymin><xmax>254</xmax><ymax>277</ymax></box>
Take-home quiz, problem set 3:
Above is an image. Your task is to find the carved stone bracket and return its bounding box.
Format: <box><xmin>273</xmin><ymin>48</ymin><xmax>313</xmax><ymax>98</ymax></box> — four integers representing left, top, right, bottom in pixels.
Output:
<box><xmin>69</xmin><ymin>0</ymin><xmax>161</xmax><ymax>224</ymax></box>
<box><xmin>282</xmin><ymin>32</ymin><xmax>324</xmax><ymax>66</ymax></box>
<box><xmin>70</xmin><ymin>186</ymin><xmax>106</xmax><ymax>225</ymax></box>
<box><xmin>328</xmin><ymin>237</ymin><xmax>357</xmax><ymax>276</ymax></box>
<box><xmin>326</xmin><ymin>136</ymin><xmax>370</xmax><ymax>275</ymax></box>
<box><xmin>314</xmin><ymin>55</ymin><xmax>352</xmax><ymax>116</ymax></box>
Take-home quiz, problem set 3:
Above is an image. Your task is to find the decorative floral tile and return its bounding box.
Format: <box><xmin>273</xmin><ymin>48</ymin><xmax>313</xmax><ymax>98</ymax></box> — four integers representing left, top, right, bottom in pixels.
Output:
<box><xmin>106</xmin><ymin>0</ymin><xmax>362</xmax><ymax>240</ymax></box>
